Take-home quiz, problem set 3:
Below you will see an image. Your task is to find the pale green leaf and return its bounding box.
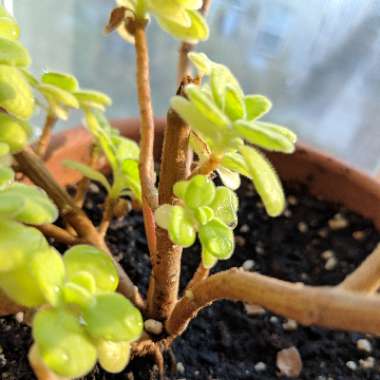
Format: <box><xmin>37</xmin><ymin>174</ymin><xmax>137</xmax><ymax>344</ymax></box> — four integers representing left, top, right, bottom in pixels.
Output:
<box><xmin>37</xmin><ymin>83</ymin><xmax>79</xmax><ymax>109</ymax></box>
<box><xmin>74</xmin><ymin>89</ymin><xmax>112</xmax><ymax>111</ymax></box>
<box><xmin>239</xmin><ymin>145</ymin><xmax>285</xmax><ymax>217</ymax></box>
<box><xmin>216</xmin><ymin>166</ymin><xmax>241</xmax><ymax>190</ymax></box>
<box><xmin>184</xmin><ymin>175</ymin><xmax>215</xmax><ymax>209</ymax></box>
<box><xmin>168</xmin><ymin>205</ymin><xmax>196</xmax><ymax>247</ymax></box>
<box><xmin>0</xmin><ymin>16</ymin><xmax>20</xmax><ymax>40</ymax></box>
<box><xmin>98</xmin><ymin>341</ymin><xmax>131</xmax><ymax>374</ymax></box>
<box><xmin>234</xmin><ymin>120</ymin><xmax>295</xmax><ymax>153</ymax></box>
<box><xmin>0</xmin><ymin>113</ymin><xmax>30</xmax><ymax>153</ymax></box>
<box><xmin>224</xmin><ymin>84</ymin><xmax>245</xmax><ymax>121</ymax></box>
<box><xmin>221</xmin><ymin>152</ymin><xmax>251</xmax><ymax>178</ymax></box>
<box><xmin>245</xmin><ymin>95</ymin><xmax>272</xmax><ymax>120</ymax></box>
<box><xmin>63</xmin><ymin>160</ymin><xmax>111</xmax><ymax>192</ymax></box>
<box><xmin>0</xmin><ymin>38</ymin><xmax>31</xmax><ymax>67</ymax></box>
<box><xmin>41</xmin><ymin>71</ymin><xmax>79</xmax><ymax>92</ymax></box>
<box><xmin>256</xmin><ymin>121</ymin><xmax>297</xmax><ymax>144</ymax></box>
<box><xmin>0</xmin><ymin>166</ymin><xmax>13</xmax><ymax>189</ymax></box>
<box><xmin>188</xmin><ymin>52</ymin><xmax>213</xmax><ymax>75</ymax></box>
<box><xmin>155</xmin><ymin>204</ymin><xmax>174</xmax><ymax>230</ymax></box>
<box><xmin>209</xmin><ymin>187</ymin><xmax>238</xmax><ymax>228</ymax></box>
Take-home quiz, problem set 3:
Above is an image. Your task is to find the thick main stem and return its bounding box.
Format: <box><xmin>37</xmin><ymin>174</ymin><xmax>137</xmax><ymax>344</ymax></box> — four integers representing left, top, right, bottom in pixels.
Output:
<box><xmin>147</xmin><ymin>107</ymin><xmax>191</xmax><ymax>319</ymax></box>
<box><xmin>166</xmin><ymin>268</ymin><xmax>380</xmax><ymax>337</ymax></box>
<box><xmin>35</xmin><ymin>114</ymin><xmax>57</xmax><ymax>159</ymax></box>
<box><xmin>15</xmin><ymin>149</ymin><xmax>145</xmax><ymax>309</ymax></box>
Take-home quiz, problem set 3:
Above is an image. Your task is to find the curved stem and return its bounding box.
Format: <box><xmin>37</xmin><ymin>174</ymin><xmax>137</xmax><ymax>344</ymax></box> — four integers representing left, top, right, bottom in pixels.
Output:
<box><xmin>166</xmin><ymin>268</ymin><xmax>380</xmax><ymax>338</ymax></box>
<box><xmin>185</xmin><ymin>263</ymin><xmax>209</xmax><ymax>292</ymax></box>
<box><xmin>340</xmin><ymin>243</ymin><xmax>380</xmax><ymax>293</ymax></box>
<box><xmin>98</xmin><ymin>196</ymin><xmax>114</xmax><ymax>237</ymax></box>
<box><xmin>36</xmin><ymin>224</ymin><xmax>82</xmax><ymax>246</ymax></box>
<box><xmin>34</xmin><ymin>114</ymin><xmax>57</xmax><ymax>159</ymax></box>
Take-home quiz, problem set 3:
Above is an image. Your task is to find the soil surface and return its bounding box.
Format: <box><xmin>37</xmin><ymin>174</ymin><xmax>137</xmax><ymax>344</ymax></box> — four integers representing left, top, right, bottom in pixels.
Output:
<box><xmin>1</xmin><ymin>179</ymin><xmax>380</xmax><ymax>380</ymax></box>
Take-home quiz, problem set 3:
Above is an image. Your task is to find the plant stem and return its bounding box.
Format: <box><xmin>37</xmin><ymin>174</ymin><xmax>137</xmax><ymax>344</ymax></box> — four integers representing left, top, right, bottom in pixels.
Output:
<box><xmin>36</xmin><ymin>224</ymin><xmax>82</xmax><ymax>246</ymax></box>
<box><xmin>340</xmin><ymin>243</ymin><xmax>380</xmax><ymax>293</ymax></box>
<box><xmin>34</xmin><ymin>114</ymin><xmax>57</xmax><ymax>159</ymax></box>
<box><xmin>15</xmin><ymin>148</ymin><xmax>145</xmax><ymax>310</ymax></box>
<box><xmin>166</xmin><ymin>268</ymin><xmax>380</xmax><ymax>337</ymax></box>
<box><xmin>185</xmin><ymin>263</ymin><xmax>209</xmax><ymax>291</ymax></box>
<box><xmin>133</xmin><ymin>20</ymin><xmax>159</xmax><ymax>264</ymax></box>
<box><xmin>189</xmin><ymin>153</ymin><xmax>221</xmax><ymax>178</ymax></box>
<box><xmin>147</xmin><ymin>104</ymin><xmax>192</xmax><ymax>319</ymax></box>
<box><xmin>177</xmin><ymin>0</ymin><xmax>213</xmax><ymax>83</ymax></box>
<box><xmin>98</xmin><ymin>196</ymin><xmax>114</xmax><ymax>237</ymax></box>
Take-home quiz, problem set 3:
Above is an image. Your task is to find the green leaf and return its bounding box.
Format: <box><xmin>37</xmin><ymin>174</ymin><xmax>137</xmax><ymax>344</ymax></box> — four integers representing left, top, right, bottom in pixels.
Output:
<box><xmin>209</xmin><ymin>187</ymin><xmax>238</xmax><ymax>227</ymax></box>
<box><xmin>0</xmin><ymin>142</ymin><xmax>9</xmax><ymax>157</ymax></box>
<box><xmin>41</xmin><ymin>71</ymin><xmax>79</xmax><ymax>92</ymax></box>
<box><xmin>98</xmin><ymin>341</ymin><xmax>131</xmax><ymax>374</ymax></box>
<box><xmin>62</xmin><ymin>281</ymin><xmax>94</xmax><ymax>308</ymax></box>
<box><xmin>155</xmin><ymin>204</ymin><xmax>174</xmax><ymax>230</ymax></box>
<box><xmin>173</xmin><ymin>180</ymin><xmax>189</xmax><ymax>200</ymax></box>
<box><xmin>183</xmin><ymin>175</ymin><xmax>216</xmax><ymax>209</ymax></box>
<box><xmin>221</xmin><ymin>152</ymin><xmax>251</xmax><ymax>178</ymax></box>
<box><xmin>0</xmin><ymin>220</ymin><xmax>48</xmax><ymax>272</ymax></box>
<box><xmin>168</xmin><ymin>205</ymin><xmax>196</xmax><ymax>247</ymax></box>
<box><xmin>0</xmin><ymin>65</ymin><xmax>34</xmax><ymax>120</ymax></box>
<box><xmin>201</xmin><ymin>247</ymin><xmax>218</xmax><ymax>269</ymax></box>
<box><xmin>38</xmin><ymin>83</ymin><xmax>79</xmax><ymax>109</ymax></box>
<box><xmin>150</xmin><ymin>1</ymin><xmax>192</xmax><ymax>27</ymax></box>
<box><xmin>198</xmin><ymin>218</ymin><xmax>234</xmax><ymax>260</ymax></box>
<box><xmin>0</xmin><ymin>38</ymin><xmax>31</xmax><ymax>67</ymax></box>
<box><xmin>0</xmin><ymin>113</ymin><xmax>30</xmax><ymax>153</ymax></box>
<box><xmin>33</xmin><ymin>308</ymin><xmax>97</xmax><ymax>378</ymax></box>
<box><xmin>188</xmin><ymin>52</ymin><xmax>213</xmax><ymax>75</ymax></box>
<box><xmin>216</xmin><ymin>166</ymin><xmax>241</xmax><ymax>190</ymax></box>
<box><xmin>245</xmin><ymin>95</ymin><xmax>272</xmax><ymax>120</ymax></box>
<box><xmin>156</xmin><ymin>9</ymin><xmax>209</xmax><ymax>43</ymax></box>
<box><xmin>210</xmin><ymin>65</ymin><xmax>227</xmax><ymax>109</ymax></box>
<box><xmin>64</xmin><ymin>245</ymin><xmax>119</xmax><ymax>293</ymax></box>
<box><xmin>74</xmin><ymin>90</ymin><xmax>112</xmax><ymax>111</ymax></box>
<box><xmin>233</xmin><ymin>120</ymin><xmax>295</xmax><ymax>153</ymax></box>
<box><xmin>0</xmin><ymin>183</ymin><xmax>58</xmax><ymax>225</ymax></box>
<box><xmin>185</xmin><ymin>84</ymin><xmax>230</xmax><ymax>127</ymax></box>
<box><xmin>0</xmin><ymin>246</ymin><xmax>64</xmax><ymax>307</ymax></box>
<box><xmin>0</xmin><ymin>166</ymin><xmax>13</xmax><ymax>189</ymax></box>
<box><xmin>83</xmin><ymin>293</ymin><xmax>143</xmax><ymax>342</ymax></box>
<box><xmin>119</xmin><ymin>159</ymin><xmax>142</xmax><ymax>201</ymax></box>
<box><xmin>176</xmin><ymin>0</ymin><xmax>203</xmax><ymax>9</ymax></box>
<box><xmin>256</xmin><ymin>121</ymin><xmax>297</xmax><ymax>144</ymax></box>
<box><xmin>112</xmin><ymin>134</ymin><xmax>140</xmax><ymax>162</ymax></box>
<box><xmin>240</xmin><ymin>145</ymin><xmax>285</xmax><ymax>217</ymax></box>
<box><xmin>194</xmin><ymin>206</ymin><xmax>214</xmax><ymax>226</ymax></box>
<box><xmin>20</xmin><ymin>68</ymin><xmax>39</xmax><ymax>87</ymax></box>
<box><xmin>0</xmin><ymin>16</ymin><xmax>20</xmax><ymax>40</ymax></box>
<box><xmin>63</xmin><ymin>160</ymin><xmax>111</xmax><ymax>192</ymax></box>
<box><xmin>224</xmin><ymin>84</ymin><xmax>245</xmax><ymax>121</ymax></box>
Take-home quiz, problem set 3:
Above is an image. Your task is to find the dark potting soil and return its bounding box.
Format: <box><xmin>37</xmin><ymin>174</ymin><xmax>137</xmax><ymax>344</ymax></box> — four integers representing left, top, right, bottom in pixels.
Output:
<box><xmin>1</xmin><ymin>179</ymin><xmax>380</xmax><ymax>380</ymax></box>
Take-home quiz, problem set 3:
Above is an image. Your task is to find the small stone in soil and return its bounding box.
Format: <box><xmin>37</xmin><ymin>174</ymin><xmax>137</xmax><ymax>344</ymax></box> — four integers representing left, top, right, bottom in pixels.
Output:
<box><xmin>254</xmin><ymin>362</ymin><xmax>267</xmax><ymax>372</ymax></box>
<box><xmin>283</xmin><ymin>319</ymin><xmax>298</xmax><ymax>331</ymax></box>
<box><xmin>239</xmin><ymin>224</ymin><xmax>250</xmax><ymax>233</ymax></box>
<box><xmin>318</xmin><ymin>228</ymin><xmax>329</xmax><ymax>238</ymax></box>
<box><xmin>346</xmin><ymin>361</ymin><xmax>357</xmax><ymax>370</ymax></box>
<box><xmin>270</xmin><ymin>316</ymin><xmax>279</xmax><ymax>324</ymax></box>
<box><xmin>176</xmin><ymin>362</ymin><xmax>185</xmax><ymax>374</ymax></box>
<box><xmin>356</xmin><ymin>338</ymin><xmax>372</xmax><ymax>353</ymax></box>
<box><xmin>276</xmin><ymin>346</ymin><xmax>303</xmax><ymax>377</ymax></box>
<box><xmin>144</xmin><ymin>319</ymin><xmax>163</xmax><ymax>335</ymax></box>
<box><xmin>321</xmin><ymin>250</ymin><xmax>334</xmax><ymax>260</ymax></box>
<box><xmin>235</xmin><ymin>235</ymin><xmax>246</xmax><ymax>247</ymax></box>
<box><xmin>329</xmin><ymin>214</ymin><xmax>349</xmax><ymax>230</ymax></box>
<box><xmin>287</xmin><ymin>195</ymin><xmax>298</xmax><ymax>206</ymax></box>
<box><xmin>242</xmin><ymin>260</ymin><xmax>255</xmax><ymax>271</ymax></box>
<box><xmin>359</xmin><ymin>356</ymin><xmax>375</xmax><ymax>369</ymax></box>
<box><xmin>244</xmin><ymin>303</ymin><xmax>266</xmax><ymax>316</ymax></box>
<box><xmin>298</xmin><ymin>222</ymin><xmax>308</xmax><ymax>233</ymax></box>
<box><xmin>324</xmin><ymin>257</ymin><xmax>338</xmax><ymax>271</ymax></box>
<box><xmin>353</xmin><ymin>230</ymin><xmax>366</xmax><ymax>241</ymax></box>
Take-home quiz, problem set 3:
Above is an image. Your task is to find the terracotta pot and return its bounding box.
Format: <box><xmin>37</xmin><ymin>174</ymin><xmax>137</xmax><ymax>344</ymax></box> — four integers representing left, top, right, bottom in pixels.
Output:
<box><xmin>45</xmin><ymin>118</ymin><xmax>380</xmax><ymax>230</ymax></box>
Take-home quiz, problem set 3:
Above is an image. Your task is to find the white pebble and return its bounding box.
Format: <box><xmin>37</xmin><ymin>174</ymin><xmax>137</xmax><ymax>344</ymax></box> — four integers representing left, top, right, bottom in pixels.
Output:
<box><xmin>287</xmin><ymin>195</ymin><xmax>298</xmax><ymax>206</ymax></box>
<box><xmin>242</xmin><ymin>260</ymin><xmax>255</xmax><ymax>271</ymax></box>
<box><xmin>318</xmin><ymin>228</ymin><xmax>329</xmax><ymax>238</ymax></box>
<box><xmin>329</xmin><ymin>214</ymin><xmax>349</xmax><ymax>230</ymax></box>
<box><xmin>359</xmin><ymin>356</ymin><xmax>375</xmax><ymax>369</ymax></box>
<box><xmin>298</xmin><ymin>222</ymin><xmax>308</xmax><ymax>233</ymax></box>
<box><xmin>270</xmin><ymin>316</ymin><xmax>279</xmax><ymax>324</ymax></box>
<box><xmin>284</xmin><ymin>209</ymin><xmax>292</xmax><ymax>218</ymax></box>
<box><xmin>325</xmin><ymin>257</ymin><xmax>337</xmax><ymax>271</ymax></box>
<box><xmin>240</xmin><ymin>224</ymin><xmax>250</xmax><ymax>233</ymax></box>
<box><xmin>176</xmin><ymin>362</ymin><xmax>185</xmax><ymax>374</ymax></box>
<box><xmin>244</xmin><ymin>303</ymin><xmax>266</xmax><ymax>316</ymax></box>
<box><xmin>321</xmin><ymin>250</ymin><xmax>334</xmax><ymax>260</ymax></box>
<box><xmin>254</xmin><ymin>362</ymin><xmax>267</xmax><ymax>372</ymax></box>
<box><xmin>357</xmin><ymin>338</ymin><xmax>372</xmax><ymax>353</ymax></box>
<box><xmin>144</xmin><ymin>319</ymin><xmax>163</xmax><ymax>335</ymax></box>
<box><xmin>283</xmin><ymin>319</ymin><xmax>298</xmax><ymax>331</ymax></box>
<box><xmin>15</xmin><ymin>312</ymin><xmax>24</xmax><ymax>323</ymax></box>
<box><xmin>346</xmin><ymin>361</ymin><xmax>357</xmax><ymax>370</ymax></box>
<box><xmin>255</xmin><ymin>245</ymin><xmax>264</xmax><ymax>254</ymax></box>
<box><xmin>353</xmin><ymin>230</ymin><xmax>366</xmax><ymax>241</ymax></box>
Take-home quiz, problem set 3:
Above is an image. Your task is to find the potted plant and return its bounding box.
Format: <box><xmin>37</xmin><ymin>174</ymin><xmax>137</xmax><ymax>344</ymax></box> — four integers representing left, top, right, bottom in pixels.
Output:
<box><xmin>1</xmin><ymin>2</ymin><xmax>380</xmax><ymax>379</ymax></box>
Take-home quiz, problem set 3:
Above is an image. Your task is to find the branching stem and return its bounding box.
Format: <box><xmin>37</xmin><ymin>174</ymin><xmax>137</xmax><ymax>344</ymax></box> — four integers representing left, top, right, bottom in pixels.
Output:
<box><xmin>34</xmin><ymin>114</ymin><xmax>57</xmax><ymax>159</ymax></box>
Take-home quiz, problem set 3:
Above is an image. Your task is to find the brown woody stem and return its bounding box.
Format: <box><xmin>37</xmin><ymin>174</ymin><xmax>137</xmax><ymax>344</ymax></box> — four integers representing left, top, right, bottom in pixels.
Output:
<box><xmin>166</xmin><ymin>268</ymin><xmax>380</xmax><ymax>337</ymax></box>
<box><xmin>36</xmin><ymin>224</ymin><xmax>82</xmax><ymax>246</ymax></box>
<box><xmin>147</xmin><ymin>103</ymin><xmax>192</xmax><ymax>319</ymax></box>
<box><xmin>98</xmin><ymin>196</ymin><xmax>114</xmax><ymax>237</ymax></box>
<box><xmin>340</xmin><ymin>243</ymin><xmax>380</xmax><ymax>293</ymax></box>
<box><xmin>35</xmin><ymin>114</ymin><xmax>57</xmax><ymax>159</ymax></box>
<box><xmin>15</xmin><ymin>149</ymin><xmax>145</xmax><ymax>310</ymax></box>
<box><xmin>177</xmin><ymin>0</ymin><xmax>213</xmax><ymax>83</ymax></box>
<box><xmin>189</xmin><ymin>154</ymin><xmax>221</xmax><ymax>178</ymax></box>
<box><xmin>185</xmin><ymin>263</ymin><xmax>210</xmax><ymax>292</ymax></box>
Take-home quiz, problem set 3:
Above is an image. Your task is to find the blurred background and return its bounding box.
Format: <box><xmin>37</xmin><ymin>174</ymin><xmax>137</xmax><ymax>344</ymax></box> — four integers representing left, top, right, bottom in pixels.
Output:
<box><xmin>6</xmin><ymin>0</ymin><xmax>380</xmax><ymax>174</ymax></box>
